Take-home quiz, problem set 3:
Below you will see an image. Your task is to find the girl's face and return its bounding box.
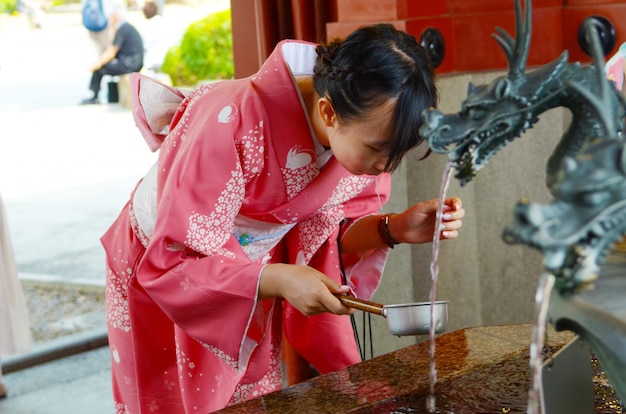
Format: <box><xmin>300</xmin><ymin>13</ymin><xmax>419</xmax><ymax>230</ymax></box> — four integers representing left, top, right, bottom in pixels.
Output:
<box><xmin>323</xmin><ymin>98</ymin><xmax>396</xmax><ymax>176</ymax></box>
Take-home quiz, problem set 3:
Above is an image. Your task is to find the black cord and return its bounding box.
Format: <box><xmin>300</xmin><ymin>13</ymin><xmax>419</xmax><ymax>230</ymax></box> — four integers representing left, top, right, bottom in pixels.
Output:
<box><xmin>337</xmin><ymin>219</ymin><xmax>374</xmax><ymax>361</ymax></box>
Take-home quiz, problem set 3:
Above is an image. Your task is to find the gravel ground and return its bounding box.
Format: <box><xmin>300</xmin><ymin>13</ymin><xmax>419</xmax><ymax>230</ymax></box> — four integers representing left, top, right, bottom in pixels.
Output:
<box><xmin>21</xmin><ymin>282</ymin><xmax>106</xmax><ymax>343</ymax></box>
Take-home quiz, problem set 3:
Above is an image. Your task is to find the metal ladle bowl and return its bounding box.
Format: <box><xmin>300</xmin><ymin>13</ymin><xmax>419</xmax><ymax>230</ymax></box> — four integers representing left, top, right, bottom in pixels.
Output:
<box><xmin>338</xmin><ymin>295</ymin><xmax>449</xmax><ymax>336</ymax></box>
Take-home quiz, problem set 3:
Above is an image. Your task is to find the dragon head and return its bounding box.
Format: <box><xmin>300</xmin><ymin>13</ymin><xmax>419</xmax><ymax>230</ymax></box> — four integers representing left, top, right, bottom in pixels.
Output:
<box><xmin>502</xmin><ymin>137</ymin><xmax>626</xmax><ymax>290</ymax></box>
<box><xmin>421</xmin><ymin>75</ymin><xmax>539</xmax><ymax>185</ymax></box>
<box><xmin>420</xmin><ymin>0</ymin><xmax>547</xmax><ymax>185</ymax></box>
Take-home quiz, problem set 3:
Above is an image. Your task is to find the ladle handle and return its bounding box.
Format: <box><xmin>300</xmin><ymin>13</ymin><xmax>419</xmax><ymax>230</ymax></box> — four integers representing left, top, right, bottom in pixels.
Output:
<box><xmin>337</xmin><ymin>295</ymin><xmax>384</xmax><ymax>316</ymax></box>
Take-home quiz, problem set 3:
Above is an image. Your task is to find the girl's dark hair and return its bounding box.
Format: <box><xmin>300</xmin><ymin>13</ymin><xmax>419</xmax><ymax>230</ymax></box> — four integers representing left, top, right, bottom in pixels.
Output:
<box><xmin>313</xmin><ymin>24</ymin><xmax>438</xmax><ymax>172</ymax></box>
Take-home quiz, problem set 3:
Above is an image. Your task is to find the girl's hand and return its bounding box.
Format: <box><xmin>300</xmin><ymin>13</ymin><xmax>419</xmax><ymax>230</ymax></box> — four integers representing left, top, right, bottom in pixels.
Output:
<box><xmin>391</xmin><ymin>197</ymin><xmax>465</xmax><ymax>244</ymax></box>
<box><xmin>259</xmin><ymin>264</ymin><xmax>354</xmax><ymax>317</ymax></box>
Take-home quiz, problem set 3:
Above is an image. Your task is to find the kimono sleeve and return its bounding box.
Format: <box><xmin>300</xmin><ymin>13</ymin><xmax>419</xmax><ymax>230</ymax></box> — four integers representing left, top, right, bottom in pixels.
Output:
<box><xmin>135</xmin><ymin>89</ymin><xmax>271</xmax><ymax>371</ymax></box>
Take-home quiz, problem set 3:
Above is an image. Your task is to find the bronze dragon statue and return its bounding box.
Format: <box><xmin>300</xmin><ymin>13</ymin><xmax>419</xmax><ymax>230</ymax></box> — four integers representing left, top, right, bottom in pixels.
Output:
<box><xmin>419</xmin><ymin>0</ymin><xmax>626</xmax><ymax>406</ymax></box>
<box><xmin>420</xmin><ymin>0</ymin><xmax>626</xmax><ymax>291</ymax></box>
<box><xmin>421</xmin><ymin>0</ymin><xmax>626</xmax><ymax>191</ymax></box>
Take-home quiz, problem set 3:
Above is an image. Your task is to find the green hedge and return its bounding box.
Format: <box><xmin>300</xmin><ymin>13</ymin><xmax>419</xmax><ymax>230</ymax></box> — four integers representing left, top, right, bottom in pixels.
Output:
<box><xmin>161</xmin><ymin>9</ymin><xmax>234</xmax><ymax>87</ymax></box>
<box><xmin>0</xmin><ymin>0</ymin><xmax>17</xmax><ymax>13</ymax></box>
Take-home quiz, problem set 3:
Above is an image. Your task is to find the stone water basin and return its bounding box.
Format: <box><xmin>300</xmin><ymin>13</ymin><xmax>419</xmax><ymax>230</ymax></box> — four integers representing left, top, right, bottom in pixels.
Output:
<box><xmin>217</xmin><ymin>324</ymin><xmax>621</xmax><ymax>413</ymax></box>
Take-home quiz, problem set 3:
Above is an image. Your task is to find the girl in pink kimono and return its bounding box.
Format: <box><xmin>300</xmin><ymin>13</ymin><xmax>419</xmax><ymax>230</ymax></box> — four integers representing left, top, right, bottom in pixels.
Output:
<box><xmin>101</xmin><ymin>24</ymin><xmax>465</xmax><ymax>413</ymax></box>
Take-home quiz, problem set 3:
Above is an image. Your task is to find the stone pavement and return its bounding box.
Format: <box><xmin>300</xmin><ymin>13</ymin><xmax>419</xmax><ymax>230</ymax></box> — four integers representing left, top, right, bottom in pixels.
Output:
<box><xmin>1</xmin><ymin>331</ymin><xmax>112</xmax><ymax>414</ymax></box>
<box><xmin>0</xmin><ymin>1</ymin><xmax>228</xmax><ymax>412</ymax></box>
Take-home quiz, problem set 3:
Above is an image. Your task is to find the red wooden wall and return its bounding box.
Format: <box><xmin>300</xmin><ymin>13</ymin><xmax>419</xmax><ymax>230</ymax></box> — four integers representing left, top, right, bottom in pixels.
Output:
<box><xmin>326</xmin><ymin>0</ymin><xmax>626</xmax><ymax>73</ymax></box>
<box><xmin>230</xmin><ymin>0</ymin><xmax>626</xmax><ymax>77</ymax></box>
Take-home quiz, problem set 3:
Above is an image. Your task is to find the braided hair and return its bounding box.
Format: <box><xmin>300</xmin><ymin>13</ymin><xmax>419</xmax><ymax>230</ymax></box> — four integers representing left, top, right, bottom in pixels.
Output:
<box><xmin>313</xmin><ymin>24</ymin><xmax>438</xmax><ymax>172</ymax></box>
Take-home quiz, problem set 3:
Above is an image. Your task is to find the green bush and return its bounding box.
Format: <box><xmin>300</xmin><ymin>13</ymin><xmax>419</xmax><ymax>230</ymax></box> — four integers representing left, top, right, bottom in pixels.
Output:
<box><xmin>0</xmin><ymin>0</ymin><xmax>17</xmax><ymax>14</ymax></box>
<box><xmin>162</xmin><ymin>9</ymin><xmax>234</xmax><ymax>87</ymax></box>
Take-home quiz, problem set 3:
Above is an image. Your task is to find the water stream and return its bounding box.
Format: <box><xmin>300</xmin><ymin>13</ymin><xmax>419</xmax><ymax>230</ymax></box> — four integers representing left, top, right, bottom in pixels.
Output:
<box><xmin>425</xmin><ymin>161</ymin><xmax>556</xmax><ymax>413</ymax></box>
<box><xmin>426</xmin><ymin>161</ymin><xmax>454</xmax><ymax>413</ymax></box>
<box><xmin>527</xmin><ymin>272</ymin><xmax>555</xmax><ymax>414</ymax></box>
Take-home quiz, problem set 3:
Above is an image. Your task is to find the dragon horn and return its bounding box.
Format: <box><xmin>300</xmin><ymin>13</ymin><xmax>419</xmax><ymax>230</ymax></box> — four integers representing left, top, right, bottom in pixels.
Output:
<box><xmin>493</xmin><ymin>0</ymin><xmax>532</xmax><ymax>80</ymax></box>
<box><xmin>567</xmin><ymin>20</ymin><xmax>617</xmax><ymax>137</ymax></box>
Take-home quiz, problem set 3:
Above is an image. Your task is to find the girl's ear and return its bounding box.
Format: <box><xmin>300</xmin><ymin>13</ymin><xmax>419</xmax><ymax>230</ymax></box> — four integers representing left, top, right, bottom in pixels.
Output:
<box><xmin>318</xmin><ymin>97</ymin><xmax>337</xmax><ymax>127</ymax></box>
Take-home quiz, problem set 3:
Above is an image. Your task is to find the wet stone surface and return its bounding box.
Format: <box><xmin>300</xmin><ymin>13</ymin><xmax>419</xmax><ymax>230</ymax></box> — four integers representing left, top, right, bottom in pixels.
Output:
<box><xmin>217</xmin><ymin>325</ymin><xmax>622</xmax><ymax>414</ymax></box>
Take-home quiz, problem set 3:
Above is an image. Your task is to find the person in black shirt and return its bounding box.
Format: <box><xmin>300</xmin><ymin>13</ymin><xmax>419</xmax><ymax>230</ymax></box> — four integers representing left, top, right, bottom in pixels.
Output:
<box><xmin>81</xmin><ymin>3</ymin><xmax>143</xmax><ymax>104</ymax></box>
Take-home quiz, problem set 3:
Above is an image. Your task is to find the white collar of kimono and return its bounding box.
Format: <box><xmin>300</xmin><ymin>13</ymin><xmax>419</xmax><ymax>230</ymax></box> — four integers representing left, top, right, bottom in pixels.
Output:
<box><xmin>281</xmin><ymin>42</ymin><xmax>333</xmax><ymax>167</ymax></box>
<box><xmin>281</xmin><ymin>41</ymin><xmax>317</xmax><ymax>76</ymax></box>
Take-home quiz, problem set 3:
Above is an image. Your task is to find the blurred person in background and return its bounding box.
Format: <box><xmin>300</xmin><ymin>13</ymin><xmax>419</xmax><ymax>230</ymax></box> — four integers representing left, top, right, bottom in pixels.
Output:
<box><xmin>80</xmin><ymin>2</ymin><xmax>144</xmax><ymax>104</ymax></box>
<box><xmin>0</xmin><ymin>192</ymin><xmax>32</xmax><ymax>398</ymax></box>
<box><xmin>140</xmin><ymin>1</ymin><xmax>167</xmax><ymax>73</ymax></box>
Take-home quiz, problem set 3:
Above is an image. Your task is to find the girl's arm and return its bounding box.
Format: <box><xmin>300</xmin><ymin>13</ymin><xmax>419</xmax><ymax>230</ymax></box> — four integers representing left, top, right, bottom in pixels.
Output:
<box><xmin>340</xmin><ymin>197</ymin><xmax>465</xmax><ymax>254</ymax></box>
<box><xmin>258</xmin><ymin>263</ymin><xmax>353</xmax><ymax>316</ymax></box>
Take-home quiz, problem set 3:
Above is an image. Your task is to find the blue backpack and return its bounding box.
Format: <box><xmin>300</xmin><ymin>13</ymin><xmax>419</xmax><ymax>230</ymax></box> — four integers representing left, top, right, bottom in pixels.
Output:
<box><xmin>82</xmin><ymin>0</ymin><xmax>107</xmax><ymax>32</ymax></box>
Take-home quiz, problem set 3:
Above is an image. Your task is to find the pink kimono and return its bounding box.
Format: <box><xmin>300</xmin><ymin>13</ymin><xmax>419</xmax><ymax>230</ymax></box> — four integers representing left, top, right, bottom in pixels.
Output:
<box><xmin>101</xmin><ymin>40</ymin><xmax>391</xmax><ymax>413</ymax></box>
